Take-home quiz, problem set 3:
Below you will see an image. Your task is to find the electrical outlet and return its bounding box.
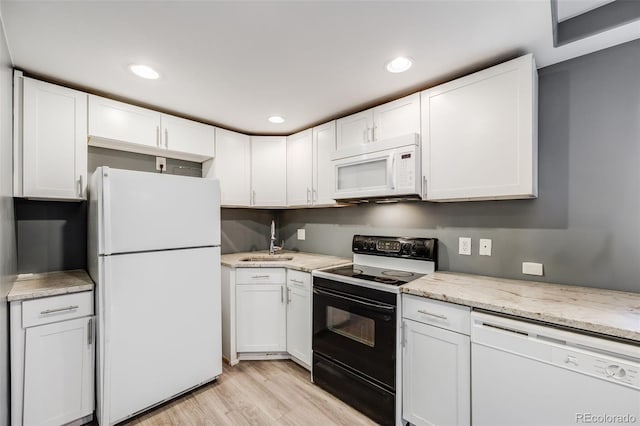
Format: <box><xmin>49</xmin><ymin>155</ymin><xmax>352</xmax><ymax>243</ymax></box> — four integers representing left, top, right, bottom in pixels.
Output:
<box><xmin>297</xmin><ymin>229</ymin><xmax>306</xmax><ymax>240</ymax></box>
<box><xmin>458</xmin><ymin>237</ymin><xmax>471</xmax><ymax>255</ymax></box>
<box><xmin>155</xmin><ymin>157</ymin><xmax>167</xmax><ymax>172</ymax></box>
<box><xmin>479</xmin><ymin>239</ymin><xmax>492</xmax><ymax>256</ymax></box>
<box><xmin>522</xmin><ymin>262</ymin><xmax>544</xmax><ymax>276</ymax></box>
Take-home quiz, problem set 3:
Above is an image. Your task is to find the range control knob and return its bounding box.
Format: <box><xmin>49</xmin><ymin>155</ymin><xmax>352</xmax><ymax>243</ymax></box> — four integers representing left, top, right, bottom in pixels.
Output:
<box><xmin>401</xmin><ymin>243</ymin><xmax>411</xmax><ymax>255</ymax></box>
<box><xmin>368</xmin><ymin>241</ymin><xmax>376</xmax><ymax>250</ymax></box>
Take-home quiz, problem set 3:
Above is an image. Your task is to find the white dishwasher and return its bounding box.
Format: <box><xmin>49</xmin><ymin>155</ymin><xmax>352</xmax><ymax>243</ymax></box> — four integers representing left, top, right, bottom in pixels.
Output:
<box><xmin>471</xmin><ymin>312</ymin><xmax>639</xmax><ymax>426</ymax></box>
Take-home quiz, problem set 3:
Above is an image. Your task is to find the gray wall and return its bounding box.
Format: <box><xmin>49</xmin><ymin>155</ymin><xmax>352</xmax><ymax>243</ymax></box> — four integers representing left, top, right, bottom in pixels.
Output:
<box><xmin>89</xmin><ymin>147</ymin><xmax>275</xmax><ymax>254</ymax></box>
<box><xmin>221</xmin><ymin>209</ymin><xmax>275</xmax><ymax>254</ymax></box>
<box><xmin>14</xmin><ymin>199</ymin><xmax>87</xmax><ymax>273</ymax></box>
<box><xmin>15</xmin><ymin>147</ymin><xmax>274</xmax><ymax>272</ymax></box>
<box><xmin>279</xmin><ymin>39</ymin><xmax>640</xmax><ymax>293</ymax></box>
<box><xmin>0</xmin><ymin>12</ymin><xmax>15</xmax><ymax>425</ymax></box>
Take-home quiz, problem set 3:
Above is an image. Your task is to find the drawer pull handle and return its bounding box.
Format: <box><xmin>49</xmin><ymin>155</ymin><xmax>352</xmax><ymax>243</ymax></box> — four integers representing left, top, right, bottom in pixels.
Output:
<box><xmin>251</xmin><ymin>275</ymin><xmax>270</xmax><ymax>279</ymax></box>
<box><xmin>417</xmin><ymin>309</ymin><xmax>447</xmax><ymax>320</ymax></box>
<box><xmin>40</xmin><ymin>305</ymin><xmax>79</xmax><ymax>315</ymax></box>
<box><xmin>290</xmin><ymin>279</ymin><xmax>304</xmax><ymax>284</ymax></box>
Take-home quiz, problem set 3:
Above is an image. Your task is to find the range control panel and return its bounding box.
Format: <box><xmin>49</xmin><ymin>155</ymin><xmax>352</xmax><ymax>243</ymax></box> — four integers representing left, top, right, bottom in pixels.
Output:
<box><xmin>352</xmin><ymin>235</ymin><xmax>438</xmax><ymax>263</ymax></box>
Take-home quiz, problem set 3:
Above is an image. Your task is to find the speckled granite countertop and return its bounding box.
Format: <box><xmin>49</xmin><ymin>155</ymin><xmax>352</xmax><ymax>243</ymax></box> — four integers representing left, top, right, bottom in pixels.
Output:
<box><xmin>221</xmin><ymin>251</ymin><xmax>351</xmax><ymax>273</ymax></box>
<box><xmin>401</xmin><ymin>272</ymin><xmax>640</xmax><ymax>342</ymax></box>
<box><xmin>8</xmin><ymin>270</ymin><xmax>94</xmax><ymax>302</ymax></box>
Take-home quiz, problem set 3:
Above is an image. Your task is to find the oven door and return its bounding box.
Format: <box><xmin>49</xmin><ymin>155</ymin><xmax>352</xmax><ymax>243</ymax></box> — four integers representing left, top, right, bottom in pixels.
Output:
<box><xmin>312</xmin><ymin>279</ymin><xmax>396</xmax><ymax>389</ymax></box>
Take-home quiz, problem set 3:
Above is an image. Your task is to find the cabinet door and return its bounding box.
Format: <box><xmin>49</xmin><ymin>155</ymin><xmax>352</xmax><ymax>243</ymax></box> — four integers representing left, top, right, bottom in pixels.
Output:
<box><xmin>214</xmin><ymin>128</ymin><xmax>251</xmax><ymax>206</ymax></box>
<box><xmin>421</xmin><ymin>54</ymin><xmax>537</xmax><ymax>201</ymax></box>
<box><xmin>251</xmin><ymin>136</ymin><xmax>287</xmax><ymax>207</ymax></box>
<box><xmin>286</xmin><ymin>271</ymin><xmax>311</xmax><ymax>367</ymax></box>
<box><xmin>373</xmin><ymin>93</ymin><xmax>420</xmax><ymax>142</ymax></box>
<box><xmin>22</xmin><ymin>78</ymin><xmax>87</xmax><ymax>200</ymax></box>
<box><xmin>161</xmin><ymin>113</ymin><xmax>215</xmax><ymax>161</ymax></box>
<box><xmin>402</xmin><ymin>319</ymin><xmax>470</xmax><ymax>426</ymax></box>
<box><xmin>236</xmin><ymin>284</ymin><xmax>286</xmax><ymax>352</ymax></box>
<box><xmin>312</xmin><ymin>121</ymin><xmax>337</xmax><ymax>206</ymax></box>
<box><xmin>286</xmin><ymin>129</ymin><xmax>313</xmax><ymax>207</ymax></box>
<box><xmin>88</xmin><ymin>95</ymin><xmax>161</xmax><ymax>149</ymax></box>
<box><xmin>23</xmin><ymin>316</ymin><xmax>94</xmax><ymax>426</ymax></box>
<box><xmin>336</xmin><ymin>110</ymin><xmax>373</xmax><ymax>152</ymax></box>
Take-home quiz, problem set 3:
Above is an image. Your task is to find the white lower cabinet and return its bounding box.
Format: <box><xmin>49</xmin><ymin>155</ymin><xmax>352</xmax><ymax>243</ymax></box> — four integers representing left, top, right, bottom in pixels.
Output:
<box><xmin>402</xmin><ymin>295</ymin><xmax>470</xmax><ymax>426</ymax></box>
<box><xmin>286</xmin><ymin>270</ymin><xmax>311</xmax><ymax>366</ymax></box>
<box><xmin>235</xmin><ymin>268</ymin><xmax>311</xmax><ymax>369</ymax></box>
<box><xmin>10</xmin><ymin>291</ymin><xmax>95</xmax><ymax>426</ymax></box>
<box><xmin>236</xmin><ymin>283</ymin><xmax>287</xmax><ymax>352</ymax></box>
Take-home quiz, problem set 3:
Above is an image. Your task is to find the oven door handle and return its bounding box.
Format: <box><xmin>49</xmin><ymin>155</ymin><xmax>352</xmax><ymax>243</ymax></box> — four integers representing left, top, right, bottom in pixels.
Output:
<box><xmin>313</xmin><ymin>288</ymin><xmax>396</xmax><ymax>312</ymax></box>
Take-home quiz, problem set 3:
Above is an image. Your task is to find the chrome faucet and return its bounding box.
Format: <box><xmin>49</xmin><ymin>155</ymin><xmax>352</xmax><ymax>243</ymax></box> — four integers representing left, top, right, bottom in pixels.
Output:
<box><xmin>269</xmin><ymin>220</ymin><xmax>283</xmax><ymax>255</ymax></box>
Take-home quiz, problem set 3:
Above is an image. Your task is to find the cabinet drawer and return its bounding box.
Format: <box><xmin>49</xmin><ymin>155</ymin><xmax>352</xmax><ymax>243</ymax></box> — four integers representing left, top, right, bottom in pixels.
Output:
<box><xmin>287</xmin><ymin>270</ymin><xmax>310</xmax><ymax>291</ymax></box>
<box><xmin>403</xmin><ymin>294</ymin><xmax>470</xmax><ymax>335</ymax></box>
<box><xmin>236</xmin><ymin>268</ymin><xmax>286</xmax><ymax>284</ymax></box>
<box><xmin>22</xmin><ymin>291</ymin><xmax>94</xmax><ymax>328</ymax></box>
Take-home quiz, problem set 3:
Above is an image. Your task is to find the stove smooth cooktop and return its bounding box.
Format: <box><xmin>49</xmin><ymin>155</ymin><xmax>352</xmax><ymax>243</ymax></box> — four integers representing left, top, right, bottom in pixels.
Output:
<box><xmin>322</xmin><ymin>264</ymin><xmax>425</xmax><ymax>286</ymax></box>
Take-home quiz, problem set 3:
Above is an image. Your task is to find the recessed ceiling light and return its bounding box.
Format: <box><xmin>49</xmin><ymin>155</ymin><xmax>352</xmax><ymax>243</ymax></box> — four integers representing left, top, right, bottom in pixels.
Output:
<box><xmin>386</xmin><ymin>56</ymin><xmax>413</xmax><ymax>73</ymax></box>
<box><xmin>129</xmin><ymin>64</ymin><xmax>160</xmax><ymax>80</ymax></box>
<box><xmin>268</xmin><ymin>115</ymin><xmax>285</xmax><ymax>124</ymax></box>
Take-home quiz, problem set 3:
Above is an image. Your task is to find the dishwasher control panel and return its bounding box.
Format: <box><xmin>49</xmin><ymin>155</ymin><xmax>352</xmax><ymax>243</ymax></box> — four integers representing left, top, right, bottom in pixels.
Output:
<box><xmin>552</xmin><ymin>347</ymin><xmax>640</xmax><ymax>389</ymax></box>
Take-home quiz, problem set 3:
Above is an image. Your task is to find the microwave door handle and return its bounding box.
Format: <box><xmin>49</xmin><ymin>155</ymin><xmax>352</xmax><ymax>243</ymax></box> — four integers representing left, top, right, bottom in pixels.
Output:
<box><xmin>389</xmin><ymin>153</ymin><xmax>396</xmax><ymax>191</ymax></box>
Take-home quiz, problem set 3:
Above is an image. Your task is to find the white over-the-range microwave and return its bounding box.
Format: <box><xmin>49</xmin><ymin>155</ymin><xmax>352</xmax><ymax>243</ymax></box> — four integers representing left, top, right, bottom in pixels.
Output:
<box><xmin>331</xmin><ymin>135</ymin><xmax>422</xmax><ymax>201</ymax></box>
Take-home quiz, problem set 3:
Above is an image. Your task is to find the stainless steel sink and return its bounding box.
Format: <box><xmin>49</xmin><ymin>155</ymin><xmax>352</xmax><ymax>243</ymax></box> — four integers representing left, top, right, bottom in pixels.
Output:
<box><xmin>239</xmin><ymin>255</ymin><xmax>294</xmax><ymax>262</ymax></box>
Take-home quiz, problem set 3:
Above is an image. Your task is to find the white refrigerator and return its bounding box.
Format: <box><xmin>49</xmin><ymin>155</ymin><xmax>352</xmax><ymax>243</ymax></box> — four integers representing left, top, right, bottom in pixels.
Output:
<box><xmin>87</xmin><ymin>167</ymin><xmax>222</xmax><ymax>425</ymax></box>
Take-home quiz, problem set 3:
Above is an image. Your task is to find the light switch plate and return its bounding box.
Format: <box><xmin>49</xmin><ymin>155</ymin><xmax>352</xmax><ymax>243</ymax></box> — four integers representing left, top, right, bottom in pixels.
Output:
<box><xmin>479</xmin><ymin>239</ymin><xmax>492</xmax><ymax>256</ymax></box>
<box><xmin>522</xmin><ymin>262</ymin><xmax>544</xmax><ymax>276</ymax></box>
<box><xmin>458</xmin><ymin>237</ymin><xmax>471</xmax><ymax>255</ymax></box>
<box><xmin>297</xmin><ymin>229</ymin><xmax>306</xmax><ymax>240</ymax></box>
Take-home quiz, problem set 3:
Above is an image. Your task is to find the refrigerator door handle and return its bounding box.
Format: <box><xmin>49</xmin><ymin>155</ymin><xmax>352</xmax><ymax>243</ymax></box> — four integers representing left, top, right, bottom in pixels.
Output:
<box><xmin>102</xmin><ymin>168</ymin><xmax>113</xmax><ymax>254</ymax></box>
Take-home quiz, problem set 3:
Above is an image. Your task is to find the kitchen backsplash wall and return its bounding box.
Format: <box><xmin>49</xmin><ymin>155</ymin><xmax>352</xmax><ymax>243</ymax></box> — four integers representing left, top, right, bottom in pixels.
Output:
<box><xmin>15</xmin><ymin>148</ymin><xmax>273</xmax><ymax>272</ymax></box>
<box><xmin>221</xmin><ymin>209</ymin><xmax>275</xmax><ymax>254</ymax></box>
<box><xmin>88</xmin><ymin>146</ymin><xmax>203</xmax><ymax>177</ymax></box>
<box><xmin>14</xmin><ymin>199</ymin><xmax>87</xmax><ymax>273</ymax></box>
<box><xmin>279</xmin><ymin>39</ymin><xmax>640</xmax><ymax>294</ymax></box>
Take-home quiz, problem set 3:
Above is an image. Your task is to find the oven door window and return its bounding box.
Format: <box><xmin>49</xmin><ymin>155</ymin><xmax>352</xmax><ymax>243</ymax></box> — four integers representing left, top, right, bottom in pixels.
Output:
<box><xmin>327</xmin><ymin>306</ymin><xmax>375</xmax><ymax>347</ymax></box>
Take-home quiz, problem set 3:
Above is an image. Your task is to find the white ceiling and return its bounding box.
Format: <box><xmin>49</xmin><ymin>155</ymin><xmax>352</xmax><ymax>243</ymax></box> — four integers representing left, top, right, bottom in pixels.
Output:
<box><xmin>1</xmin><ymin>1</ymin><xmax>639</xmax><ymax>135</ymax></box>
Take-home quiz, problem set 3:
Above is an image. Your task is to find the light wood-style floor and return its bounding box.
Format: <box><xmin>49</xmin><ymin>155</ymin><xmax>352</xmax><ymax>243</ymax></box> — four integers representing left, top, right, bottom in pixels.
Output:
<box><xmin>122</xmin><ymin>360</ymin><xmax>378</xmax><ymax>425</ymax></box>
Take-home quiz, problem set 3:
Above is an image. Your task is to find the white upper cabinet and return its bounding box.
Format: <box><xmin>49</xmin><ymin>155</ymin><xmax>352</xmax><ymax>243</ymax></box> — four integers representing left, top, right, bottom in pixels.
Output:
<box><xmin>312</xmin><ymin>121</ymin><xmax>337</xmax><ymax>206</ymax></box>
<box><xmin>160</xmin><ymin>114</ymin><xmax>215</xmax><ymax>160</ymax></box>
<box><xmin>212</xmin><ymin>128</ymin><xmax>251</xmax><ymax>207</ymax></box>
<box><xmin>88</xmin><ymin>95</ymin><xmax>160</xmax><ymax>149</ymax></box>
<box><xmin>421</xmin><ymin>54</ymin><xmax>538</xmax><ymax>201</ymax></box>
<box><xmin>286</xmin><ymin>129</ymin><xmax>313</xmax><ymax>207</ymax></box>
<box><xmin>251</xmin><ymin>136</ymin><xmax>287</xmax><ymax>207</ymax></box>
<box><xmin>15</xmin><ymin>76</ymin><xmax>88</xmax><ymax>201</ymax></box>
<box><xmin>373</xmin><ymin>94</ymin><xmax>421</xmax><ymax>141</ymax></box>
<box><xmin>335</xmin><ymin>93</ymin><xmax>420</xmax><ymax>158</ymax></box>
<box><xmin>287</xmin><ymin>122</ymin><xmax>338</xmax><ymax>208</ymax></box>
<box><xmin>88</xmin><ymin>95</ymin><xmax>214</xmax><ymax>162</ymax></box>
<box><xmin>335</xmin><ymin>110</ymin><xmax>373</xmax><ymax>152</ymax></box>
